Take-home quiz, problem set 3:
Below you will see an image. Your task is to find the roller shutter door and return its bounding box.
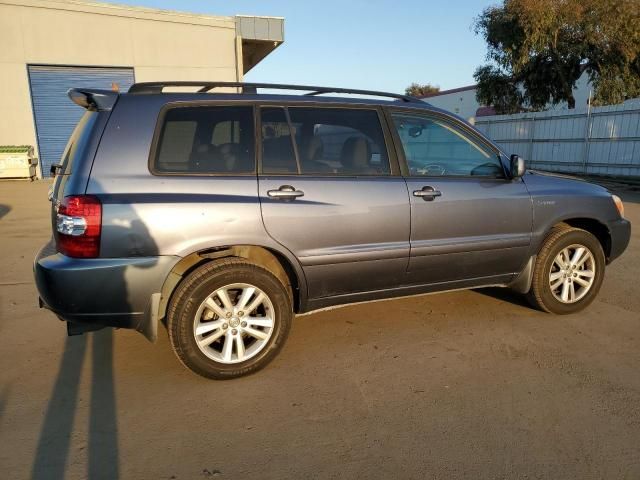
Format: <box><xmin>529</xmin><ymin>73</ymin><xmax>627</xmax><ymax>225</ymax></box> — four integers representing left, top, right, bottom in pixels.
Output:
<box><xmin>28</xmin><ymin>65</ymin><xmax>135</xmax><ymax>177</ymax></box>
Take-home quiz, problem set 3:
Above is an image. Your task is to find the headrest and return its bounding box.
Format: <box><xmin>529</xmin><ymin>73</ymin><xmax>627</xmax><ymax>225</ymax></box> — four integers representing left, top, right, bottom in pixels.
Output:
<box><xmin>340</xmin><ymin>137</ymin><xmax>371</xmax><ymax>168</ymax></box>
<box><xmin>301</xmin><ymin>136</ymin><xmax>324</xmax><ymax>162</ymax></box>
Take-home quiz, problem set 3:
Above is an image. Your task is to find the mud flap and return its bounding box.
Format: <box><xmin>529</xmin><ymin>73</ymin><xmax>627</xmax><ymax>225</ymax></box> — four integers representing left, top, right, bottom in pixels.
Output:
<box><xmin>136</xmin><ymin>293</ymin><xmax>161</xmax><ymax>343</ymax></box>
<box><xmin>508</xmin><ymin>255</ymin><xmax>536</xmax><ymax>294</ymax></box>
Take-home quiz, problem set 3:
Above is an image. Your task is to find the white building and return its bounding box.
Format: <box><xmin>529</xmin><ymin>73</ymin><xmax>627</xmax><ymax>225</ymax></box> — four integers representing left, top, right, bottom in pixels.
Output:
<box><xmin>0</xmin><ymin>0</ymin><xmax>284</xmax><ymax>177</ymax></box>
<box><xmin>422</xmin><ymin>73</ymin><xmax>593</xmax><ymax>122</ymax></box>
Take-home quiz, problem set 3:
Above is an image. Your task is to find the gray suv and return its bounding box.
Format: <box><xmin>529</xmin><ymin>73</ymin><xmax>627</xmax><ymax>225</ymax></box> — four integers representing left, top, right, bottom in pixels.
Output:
<box><xmin>34</xmin><ymin>82</ymin><xmax>631</xmax><ymax>379</ymax></box>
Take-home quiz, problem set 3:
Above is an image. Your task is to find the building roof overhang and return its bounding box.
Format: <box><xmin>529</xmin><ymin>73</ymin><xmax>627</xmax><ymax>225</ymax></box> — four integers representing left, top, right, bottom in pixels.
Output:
<box><xmin>235</xmin><ymin>15</ymin><xmax>285</xmax><ymax>73</ymax></box>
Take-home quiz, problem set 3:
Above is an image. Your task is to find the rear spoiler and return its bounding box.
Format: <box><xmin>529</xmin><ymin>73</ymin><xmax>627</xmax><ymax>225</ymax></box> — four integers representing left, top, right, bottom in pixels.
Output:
<box><xmin>67</xmin><ymin>88</ymin><xmax>119</xmax><ymax>111</ymax></box>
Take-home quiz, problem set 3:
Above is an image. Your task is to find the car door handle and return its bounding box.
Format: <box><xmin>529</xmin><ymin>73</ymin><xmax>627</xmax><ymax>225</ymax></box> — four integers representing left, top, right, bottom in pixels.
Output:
<box><xmin>413</xmin><ymin>186</ymin><xmax>442</xmax><ymax>201</ymax></box>
<box><xmin>267</xmin><ymin>185</ymin><xmax>305</xmax><ymax>199</ymax></box>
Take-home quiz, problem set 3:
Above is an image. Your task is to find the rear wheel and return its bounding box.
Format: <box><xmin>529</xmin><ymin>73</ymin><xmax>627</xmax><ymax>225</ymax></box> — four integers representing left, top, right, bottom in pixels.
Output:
<box><xmin>167</xmin><ymin>258</ymin><xmax>292</xmax><ymax>379</ymax></box>
<box><xmin>527</xmin><ymin>227</ymin><xmax>605</xmax><ymax>314</ymax></box>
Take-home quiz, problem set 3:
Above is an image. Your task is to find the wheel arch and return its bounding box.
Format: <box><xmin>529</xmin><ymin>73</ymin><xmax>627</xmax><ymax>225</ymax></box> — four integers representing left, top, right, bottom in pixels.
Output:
<box><xmin>549</xmin><ymin>217</ymin><xmax>612</xmax><ymax>259</ymax></box>
<box><xmin>158</xmin><ymin>244</ymin><xmax>306</xmax><ymax>325</ymax></box>
<box><xmin>527</xmin><ymin>219</ymin><xmax>607</xmax><ymax>314</ymax></box>
<box><xmin>517</xmin><ymin>216</ymin><xmax>611</xmax><ymax>296</ymax></box>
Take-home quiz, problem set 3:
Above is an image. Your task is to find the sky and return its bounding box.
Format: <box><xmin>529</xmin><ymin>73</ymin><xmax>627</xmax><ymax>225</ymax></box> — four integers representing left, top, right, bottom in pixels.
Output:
<box><xmin>100</xmin><ymin>0</ymin><xmax>497</xmax><ymax>94</ymax></box>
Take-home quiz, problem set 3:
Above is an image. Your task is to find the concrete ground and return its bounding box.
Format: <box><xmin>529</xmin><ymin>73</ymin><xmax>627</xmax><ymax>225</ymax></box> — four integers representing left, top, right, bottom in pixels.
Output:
<box><xmin>1</xmin><ymin>179</ymin><xmax>639</xmax><ymax>480</ymax></box>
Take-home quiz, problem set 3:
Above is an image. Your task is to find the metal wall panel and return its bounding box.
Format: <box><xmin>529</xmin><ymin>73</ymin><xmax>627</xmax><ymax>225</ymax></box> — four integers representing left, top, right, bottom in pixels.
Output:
<box><xmin>236</xmin><ymin>15</ymin><xmax>284</xmax><ymax>41</ymax></box>
<box><xmin>28</xmin><ymin>65</ymin><xmax>135</xmax><ymax>177</ymax></box>
<box><xmin>476</xmin><ymin>99</ymin><xmax>640</xmax><ymax>177</ymax></box>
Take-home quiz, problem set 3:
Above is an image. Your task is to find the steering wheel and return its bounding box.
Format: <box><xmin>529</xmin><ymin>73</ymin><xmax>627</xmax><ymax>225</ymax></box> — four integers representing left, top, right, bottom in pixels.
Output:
<box><xmin>416</xmin><ymin>164</ymin><xmax>446</xmax><ymax>176</ymax></box>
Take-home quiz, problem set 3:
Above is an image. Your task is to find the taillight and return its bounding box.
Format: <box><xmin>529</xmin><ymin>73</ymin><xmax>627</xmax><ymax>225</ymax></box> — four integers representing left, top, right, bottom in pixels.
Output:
<box><xmin>55</xmin><ymin>195</ymin><xmax>102</xmax><ymax>258</ymax></box>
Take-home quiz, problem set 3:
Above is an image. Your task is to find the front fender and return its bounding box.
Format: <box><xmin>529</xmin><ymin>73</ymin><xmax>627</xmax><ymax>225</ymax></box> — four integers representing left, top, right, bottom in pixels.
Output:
<box><xmin>524</xmin><ymin>172</ymin><xmax>621</xmax><ymax>257</ymax></box>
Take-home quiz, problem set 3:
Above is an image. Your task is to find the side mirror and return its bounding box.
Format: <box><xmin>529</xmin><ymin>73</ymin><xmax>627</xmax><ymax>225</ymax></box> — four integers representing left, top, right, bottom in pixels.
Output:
<box><xmin>510</xmin><ymin>154</ymin><xmax>525</xmax><ymax>178</ymax></box>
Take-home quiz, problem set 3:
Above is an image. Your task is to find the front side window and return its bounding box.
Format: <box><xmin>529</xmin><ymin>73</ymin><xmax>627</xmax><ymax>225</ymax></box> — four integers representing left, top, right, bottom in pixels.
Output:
<box><xmin>392</xmin><ymin>113</ymin><xmax>504</xmax><ymax>177</ymax></box>
<box><xmin>154</xmin><ymin>106</ymin><xmax>255</xmax><ymax>174</ymax></box>
<box><xmin>261</xmin><ymin>107</ymin><xmax>390</xmax><ymax>175</ymax></box>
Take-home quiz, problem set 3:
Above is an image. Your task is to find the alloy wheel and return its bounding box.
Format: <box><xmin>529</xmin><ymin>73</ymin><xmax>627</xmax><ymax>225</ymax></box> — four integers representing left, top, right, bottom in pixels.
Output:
<box><xmin>193</xmin><ymin>283</ymin><xmax>275</xmax><ymax>364</ymax></box>
<box><xmin>548</xmin><ymin>244</ymin><xmax>596</xmax><ymax>304</ymax></box>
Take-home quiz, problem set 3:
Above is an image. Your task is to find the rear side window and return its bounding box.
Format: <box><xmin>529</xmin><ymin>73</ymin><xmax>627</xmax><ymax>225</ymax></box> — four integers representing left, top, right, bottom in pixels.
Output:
<box><xmin>260</xmin><ymin>107</ymin><xmax>390</xmax><ymax>175</ymax></box>
<box><xmin>153</xmin><ymin>106</ymin><xmax>255</xmax><ymax>174</ymax></box>
<box><xmin>53</xmin><ymin>111</ymin><xmax>98</xmax><ymax>198</ymax></box>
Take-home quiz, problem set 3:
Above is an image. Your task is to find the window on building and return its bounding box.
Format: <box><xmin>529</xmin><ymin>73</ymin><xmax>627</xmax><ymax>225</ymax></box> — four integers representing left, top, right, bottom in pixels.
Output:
<box><xmin>260</xmin><ymin>107</ymin><xmax>390</xmax><ymax>175</ymax></box>
<box><xmin>154</xmin><ymin>106</ymin><xmax>255</xmax><ymax>174</ymax></box>
<box><xmin>391</xmin><ymin>113</ymin><xmax>503</xmax><ymax>177</ymax></box>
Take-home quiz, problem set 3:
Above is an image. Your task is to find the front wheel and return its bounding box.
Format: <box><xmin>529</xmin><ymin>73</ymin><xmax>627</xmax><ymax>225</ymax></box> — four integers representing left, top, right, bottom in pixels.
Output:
<box><xmin>167</xmin><ymin>258</ymin><xmax>292</xmax><ymax>379</ymax></box>
<box><xmin>527</xmin><ymin>227</ymin><xmax>605</xmax><ymax>314</ymax></box>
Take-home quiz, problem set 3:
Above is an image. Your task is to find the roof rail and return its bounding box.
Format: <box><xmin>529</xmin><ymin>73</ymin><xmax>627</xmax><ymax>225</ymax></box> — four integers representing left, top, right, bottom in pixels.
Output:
<box><xmin>127</xmin><ymin>81</ymin><xmax>422</xmax><ymax>103</ymax></box>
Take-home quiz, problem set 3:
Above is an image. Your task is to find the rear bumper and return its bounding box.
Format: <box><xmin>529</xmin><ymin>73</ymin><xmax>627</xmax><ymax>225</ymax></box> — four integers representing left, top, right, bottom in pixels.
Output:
<box><xmin>34</xmin><ymin>241</ymin><xmax>179</xmax><ymax>337</ymax></box>
<box><xmin>607</xmin><ymin>218</ymin><xmax>631</xmax><ymax>263</ymax></box>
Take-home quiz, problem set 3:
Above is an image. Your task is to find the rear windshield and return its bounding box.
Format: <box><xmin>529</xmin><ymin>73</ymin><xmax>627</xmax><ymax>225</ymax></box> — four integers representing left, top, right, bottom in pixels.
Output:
<box><xmin>52</xmin><ymin>111</ymin><xmax>98</xmax><ymax>198</ymax></box>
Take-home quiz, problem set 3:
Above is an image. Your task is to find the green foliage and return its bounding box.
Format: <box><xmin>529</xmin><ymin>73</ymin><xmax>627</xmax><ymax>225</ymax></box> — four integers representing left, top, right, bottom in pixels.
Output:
<box><xmin>475</xmin><ymin>65</ymin><xmax>523</xmax><ymax>114</ymax></box>
<box><xmin>474</xmin><ymin>0</ymin><xmax>640</xmax><ymax>113</ymax></box>
<box><xmin>405</xmin><ymin>83</ymin><xmax>440</xmax><ymax>97</ymax></box>
<box><xmin>0</xmin><ymin>145</ymin><xmax>33</xmax><ymax>153</ymax></box>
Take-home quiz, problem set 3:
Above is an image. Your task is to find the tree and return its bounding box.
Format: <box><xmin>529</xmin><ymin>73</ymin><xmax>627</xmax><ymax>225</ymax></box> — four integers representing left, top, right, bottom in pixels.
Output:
<box><xmin>405</xmin><ymin>83</ymin><xmax>440</xmax><ymax>97</ymax></box>
<box><xmin>473</xmin><ymin>0</ymin><xmax>640</xmax><ymax>113</ymax></box>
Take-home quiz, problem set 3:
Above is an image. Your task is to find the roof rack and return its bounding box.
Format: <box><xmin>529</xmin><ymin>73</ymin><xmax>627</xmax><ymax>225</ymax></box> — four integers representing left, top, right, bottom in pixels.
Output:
<box><xmin>127</xmin><ymin>81</ymin><xmax>422</xmax><ymax>103</ymax></box>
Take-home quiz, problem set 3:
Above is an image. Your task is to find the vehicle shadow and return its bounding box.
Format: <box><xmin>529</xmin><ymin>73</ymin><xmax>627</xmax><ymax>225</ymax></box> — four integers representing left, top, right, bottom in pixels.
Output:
<box><xmin>473</xmin><ymin>286</ymin><xmax>534</xmax><ymax>310</ymax></box>
<box><xmin>31</xmin><ymin>330</ymin><xmax>119</xmax><ymax>480</ymax></box>
<box><xmin>31</xmin><ymin>190</ymin><xmax>158</xmax><ymax>479</ymax></box>
<box><xmin>0</xmin><ymin>204</ymin><xmax>10</xmax><ymax>220</ymax></box>
<box><xmin>0</xmin><ymin>383</ymin><xmax>10</xmax><ymax>422</ymax></box>
<box><xmin>89</xmin><ymin>329</ymin><xmax>118</xmax><ymax>480</ymax></box>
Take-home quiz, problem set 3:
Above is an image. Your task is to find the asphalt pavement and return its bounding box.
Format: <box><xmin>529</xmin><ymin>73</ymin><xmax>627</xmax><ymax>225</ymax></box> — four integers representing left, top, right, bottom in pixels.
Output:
<box><xmin>1</xmin><ymin>179</ymin><xmax>639</xmax><ymax>479</ymax></box>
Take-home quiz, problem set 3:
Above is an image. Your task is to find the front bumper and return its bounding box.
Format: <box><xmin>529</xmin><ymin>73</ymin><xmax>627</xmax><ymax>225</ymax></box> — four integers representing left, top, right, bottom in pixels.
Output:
<box><xmin>34</xmin><ymin>241</ymin><xmax>179</xmax><ymax>336</ymax></box>
<box><xmin>607</xmin><ymin>218</ymin><xmax>631</xmax><ymax>263</ymax></box>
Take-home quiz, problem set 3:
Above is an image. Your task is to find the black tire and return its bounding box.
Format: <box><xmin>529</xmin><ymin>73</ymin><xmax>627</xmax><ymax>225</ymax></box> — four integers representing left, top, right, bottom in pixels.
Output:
<box><xmin>527</xmin><ymin>227</ymin><xmax>605</xmax><ymax>314</ymax></box>
<box><xmin>167</xmin><ymin>258</ymin><xmax>292</xmax><ymax>379</ymax></box>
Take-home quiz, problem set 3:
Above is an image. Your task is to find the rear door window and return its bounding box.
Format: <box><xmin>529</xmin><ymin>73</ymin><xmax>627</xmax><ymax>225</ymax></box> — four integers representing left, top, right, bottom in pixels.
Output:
<box><xmin>153</xmin><ymin>106</ymin><xmax>255</xmax><ymax>174</ymax></box>
<box><xmin>260</xmin><ymin>106</ymin><xmax>390</xmax><ymax>176</ymax></box>
<box><xmin>260</xmin><ymin>107</ymin><xmax>299</xmax><ymax>174</ymax></box>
